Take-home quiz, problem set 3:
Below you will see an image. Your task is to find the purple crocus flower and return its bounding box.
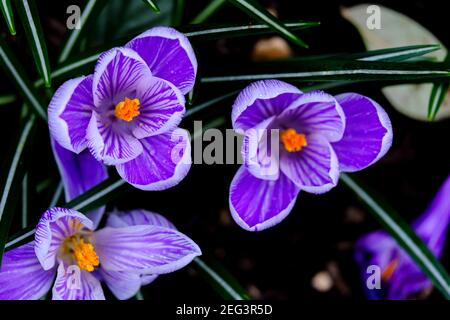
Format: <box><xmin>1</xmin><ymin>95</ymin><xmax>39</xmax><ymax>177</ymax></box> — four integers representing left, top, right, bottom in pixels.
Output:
<box><xmin>48</xmin><ymin>27</ymin><xmax>196</xmax><ymax>190</ymax></box>
<box><xmin>0</xmin><ymin>207</ymin><xmax>201</xmax><ymax>300</ymax></box>
<box><xmin>229</xmin><ymin>80</ymin><xmax>393</xmax><ymax>231</ymax></box>
<box><xmin>355</xmin><ymin>175</ymin><xmax>450</xmax><ymax>300</ymax></box>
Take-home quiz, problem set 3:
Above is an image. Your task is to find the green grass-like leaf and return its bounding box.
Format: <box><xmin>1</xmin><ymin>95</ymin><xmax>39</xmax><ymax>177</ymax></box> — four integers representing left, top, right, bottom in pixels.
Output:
<box><xmin>428</xmin><ymin>53</ymin><xmax>450</xmax><ymax>121</ymax></box>
<box><xmin>141</xmin><ymin>0</ymin><xmax>160</xmax><ymax>13</ymax></box>
<box><xmin>227</xmin><ymin>0</ymin><xmax>309</xmax><ymax>48</ymax></box>
<box><xmin>191</xmin><ymin>0</ymin><xmax>226</xmax><ymax>24</ymax></box>
<box><xmin>0</xmin><ymin>114</ymin><xmax>35</xmax><ymax>266</ymax></box>
<box><xmin>192</xmin><ymin>257</ymin><xmax>250</xmax><ymax>300</ymax></box>
<box><xmin>0</xmin><ymin>36</ymin><xmax>47</xmax><ymax>119</ymax></box>
<box><xmin>183</xmin><ymin>20</ymin><xmax>320</xmax><ymax>40</ymax></box>
<box><xmin>0</xmin><ymin>93</ymin><xmax>17</xmax><ymax>105</ymax></box>
<box><xmin>15</xmin><ymin>0</ymin><xmax>52</xmax><ymax>87</ymax></box>
<box><xmin>202</xmin><ymin>60</ymin><xmax>450</xmax><ymax>83</ymax></box>
<box><xmin>58</xmin><ymin>0</ymin><xmax>106</xmax><ymax>64</ymax></box>
<box><xmin>337</xmin><ymin>45</ymin><xmax>442</xmax><ymax>62</ymax></box>
<box><xmin>1</xmin><ymin>0</ymin><xmax>16</xmax><ymax>35</ymax></box>
<box><xmin>341</xmin><ymin>173</ymin><xmax>450</xmax><ymax>299</ymax></box>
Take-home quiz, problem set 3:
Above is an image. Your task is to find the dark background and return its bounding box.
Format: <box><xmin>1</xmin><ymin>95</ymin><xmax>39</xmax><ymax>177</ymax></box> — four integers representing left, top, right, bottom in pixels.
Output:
<box><xmin>0</xmin><ymin>0</ymin><xmax>449</xmax><ymax>300</ymax></box>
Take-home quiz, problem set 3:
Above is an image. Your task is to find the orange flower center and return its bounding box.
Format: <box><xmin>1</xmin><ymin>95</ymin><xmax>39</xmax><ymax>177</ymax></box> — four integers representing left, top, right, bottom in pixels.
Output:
<box><xmin>381</xmin><ymin>258</ymin><xmax>399</xmax><ymax>282</ymax></box>
<box><xmin>114</xmin><ymin>97</ymin><xmax>140</xmax><ymax>121</ymax></box>
<box><xmin>63</xmin><ymin>236</ymin><xmax>100</xmax><ymax>272</ymax></box>
<box><xmin>280</xmin><ymin>128</ymin><xmax>307</xmax><ymax>152</ymax></box>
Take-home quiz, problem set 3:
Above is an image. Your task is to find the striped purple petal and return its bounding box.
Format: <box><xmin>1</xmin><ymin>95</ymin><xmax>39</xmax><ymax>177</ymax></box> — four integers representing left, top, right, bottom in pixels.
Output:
<box><xmin>52</xmin><ymin>263</ymin><xmax>105</xmax><ymax>300</ymax></box>
<box><xmin>35</xmin><ymin>208</ymin><xmax>94</xmax><ymax>270</ymax></box>
<box><xmin>232</xmin><ymin>80</ymin><xmax>302</xmax><ymax>131</ymax></box>
<box><xmin>48</xmin><ymin>75</ymin><xmax>94</xmax><ymax>153</ymax></box>
<box><xmin>0</xmin><ymin>242</ymin><xmax>55</xmax><ymax>300</ymax></box>
<box><xmin>242</xmin><ymin>116</ymin><xmax>280</xmax><ymax>180</ymax></box>
<box><xmin>131</xmin><ymin>76</ymin><xmax>185</xmax><ymax>139</ymax></box>
<box><xmin>106</xmin><ymin>209</ymin><xmax>176</xmax><ymax>230</ymax></box>
<box><xmin>86</xmin><ymin>111</ymin><xmax>144</xmax><ymax>165</ymax></box>
<box><xmin>51</xmin><ymin>139</ymin><xmax>108</xmax><ymax>227</ymax></box>
<box><xmin>92</xmin><ymin>47</ymin><xmax>152</xmax><ymax>109</ymax></box>
<box><xmin>229</xmin><ymin>166</ymin><xmax>300</xmax><ymax>231</ymax></box>
<box><xmin>99</xmin><ymin>269</ymin><xmax>141</xmax><ymax>300</ymax></box>
<box><xmin>116</xmin><ymin>128</ymin><xmax>191</xmax><ymax>190</ymax></box>
<box><xmin>93</xmin><ymin>225</ymin><xmax>201</xmax><ymax>274</ymax></box>
<box><xmin>280</xmin><ymin>134</ymin><xmax>340</xmax><ymax>194</ymax></box>
<box><xmin>126</xmin><ymin>27</ymin><xmax>197</xmax><ymax>95</ymax></box>
<box><xmin>277</xmin><ymin>90</ymin><xmax>345</xmax><ymax>143</ymax></box>
<box><xmin>101</xmin><ymin>209</ymin><xmax>176</xmax><ymax>297</ymax></box>
<box><xmin>331</xmin><ymin>93</ymin><xmax>393</xmax><ymax>172</ymax></box>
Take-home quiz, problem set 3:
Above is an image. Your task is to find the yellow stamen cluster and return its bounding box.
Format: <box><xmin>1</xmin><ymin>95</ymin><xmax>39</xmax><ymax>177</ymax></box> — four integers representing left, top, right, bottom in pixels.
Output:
<box><xmin>70</xmin><ymin>237</ymin><xmax>100</xmax><ymax>272</ymax></box>
<box><xmin>114</xmin><ymin>97</ymin><xmax>140</xmax><ymax>122</ymax></box>
<box><xmin>280</xmin><ymin>128</ymin><xmax>307</xmax><ymax>152</ymax></box>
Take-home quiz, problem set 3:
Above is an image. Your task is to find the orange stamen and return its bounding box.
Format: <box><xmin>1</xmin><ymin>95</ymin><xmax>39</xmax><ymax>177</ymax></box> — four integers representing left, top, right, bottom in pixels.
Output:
<box><xmin>114</xmin><ymin>97</ymin><xmax>140</xmax><ymax>122</ymax></box>
<box><xmin>280</xmin><ymin>128</ymin><xmax>307</xmax><ymax>152</ymax></box>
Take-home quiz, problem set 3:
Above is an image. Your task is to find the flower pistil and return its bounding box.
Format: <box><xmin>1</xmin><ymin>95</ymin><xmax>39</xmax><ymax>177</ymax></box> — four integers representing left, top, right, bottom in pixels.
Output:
<box><xmin>115</xmin><ymin>97</ymin><xmax>140</xmax><ymax>122</ymax></box>
<box><xmin>63</xmin><ymin>236</ymin><xmax>100</xmax><ymax>272</ymax></box>
<box><xmin>280</xmin><ymin>128</ymin><xmax>307</xmax><ymax>152</ymax></box>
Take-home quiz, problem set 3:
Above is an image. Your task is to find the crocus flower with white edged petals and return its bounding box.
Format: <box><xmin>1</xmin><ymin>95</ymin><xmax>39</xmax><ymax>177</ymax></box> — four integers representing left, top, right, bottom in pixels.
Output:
<box><xmin>355</xmin><ymin>175</ymin><xmax>450</xmax><ymax>300</ymax></box>
<box><xmin>0</xmin><ymin>208</ymin><xmax>201</xmax><ymax>300</ymax></box>
<box><xmin>229</xmin><ymin>80</ymin><xmax>393</xmax><ymax>231</ymax></box>
<box><xmin>48</xmin><ymin>27</ymin><xmax>196</xmax><ymax>190</ymax></box>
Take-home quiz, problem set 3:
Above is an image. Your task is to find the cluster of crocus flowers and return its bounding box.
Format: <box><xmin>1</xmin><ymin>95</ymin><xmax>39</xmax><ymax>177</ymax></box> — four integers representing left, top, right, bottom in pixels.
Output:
<box><xmin>0</xmin><ymin>207</ymin><xmax>201</xmax><ymax>300</ymax></box>
<box><xmin>354</xmin><ymin>175</ymin><xmax>450</xmax><ymax>300</ymax></box>
<box><xmin>229</xmin><ymin>80</ymin><xmax>393</xmax><ymax>231</ymax></box>
<box><xmin>48</xmin><ymin>27</ymin><xmax>196</xmax><ymax>190</ymax></box>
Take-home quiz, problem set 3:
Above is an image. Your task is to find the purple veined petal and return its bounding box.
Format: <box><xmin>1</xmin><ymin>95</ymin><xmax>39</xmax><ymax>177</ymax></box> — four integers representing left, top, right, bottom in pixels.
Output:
<box><xmin>93</xmin><ymin>47</ymin><xmax>152</xmax><ymax>108</ymax></box>
<box><xmin>279</xmin><ymin>134</ymin><xmax>340</xmax><ymax>194</ymax></box>
<box><xmin>93</xmin><ymin>225</ymin><xmax>201</xmax><ymax>274</ymax></box>
<box><xmin>412</xmin><ymin>175</ymin><xmax>450</xmax><ymax>256</ymax></box>
<box><xmin>52</xmin><ymin>263</ymin><xmax>105</xmax><ymax>300</ymax></box>
<box><xmin>354</xmin><ymin>230</ymin><xmax>397</xmax><ymax>271</ymax></box>
<box><xmin>386</xmin><ymin>261</ymin><xmax>431</xmax><ymax>300</ymax></box>
<box><xmin>126</xmin><ymin>26</ymin><xmax>197</xmax><ymax>95</ymax></box>
<box><xmin>86</xmin><ymin>111</ymin><xmax>144</xmax><ymax>165</ymax></box>
<box><xmin>232</xmin><ymin>80</ymin><xmax>302</xmax><ymax>131</ymax></box>
<box><xmin>132</xmin><ymin>76</ymin><xmax>185</xmax><ymax>139</ymax></box>
<box><xmin>331</xmin><ymin>93</ymin><xmax>393</xmax><ymax>172</ymax></box>
<box><xmin>141</xmin><ymin>274</ymin><xmax>158</xmax><ymax>286</ymax></box>
<box><xmin>99</xmin><ymin>269</ymin><xmax>141</xmax><ymax>300</ymax></box>
<box><xmin>229</xmin><ymin>165</ymin><xmax>300</xmax><ymax>231</ymax></box>
<box><xmin>35</xmin><ymin>208</ymin><xmax>94</xmax><ymax>271</ymax></box>
<box><xmin>51</xmin><ymin>139</ymin><xmax>108</xmax><ymax>228</ymax></box>
<box><xmin>0</xmin><ymin>242</ymin><xmax>56</xmax><ymax>300</ymax></box>
<box><xmin>48</xmin><ymin>75</ymin><xmax>94</xmax><ymax>154</ymax></box>
<box><xmin>277</xmin><ymin>90</ymin><xmax>345</xmax><ymax>143</ymax></box>
<box><xmin>106</xmin><ymin>209</ymin><xmax>176</xmax><ymax>230</ymax></box>
<box><xmin>116</xmin><ymin>128</ymin><xmax>191</xmax><ymax>190</ymax></box>
<box><xmin>242</xmin><ymin>116</ymin><xmax>280</xmax><ymax>181</ymax></box>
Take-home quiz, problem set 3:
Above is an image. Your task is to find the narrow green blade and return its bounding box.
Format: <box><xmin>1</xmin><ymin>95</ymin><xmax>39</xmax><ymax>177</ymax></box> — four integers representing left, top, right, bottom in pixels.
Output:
<box><xmin>428</xmin><ymin>53</ymin><xmax>450</xmax><ymax>121</ymax></box>
<box><xmin>191</xmin><ymin>0</ymin><xmax>226</xmax><ymax>24</ymax></box>
<box><xmin>183</xmin><ymin>20</ymin><xmax>320</xmax><ymax>40</ymax></box>
<box><xmin>0</xmin><ymin>93</ymin><xmax>16</xmax><ymax>105</ymax></box>
<box><xmin>227</xmin><ymin>0</ymin><xmax>308</xmax><ymax>48</ymax></box>
<box><xmin>341</xmin><ymin>173</ymin><xmax>450</xmax><ymax>299</ymax></box>
<box><xmin>58</xmin><ymin>0</ymin><xmax>105</xmax><ymax>63</ymax></box>
<box><xmin>15</xmin><ymin>0</ymin><xmax>52</xmax><ymax>87</ymax></box>
<box><xmin>141</xmin><ymin>0</ymin><xmax>160</xmax><ymax>13</ymax></box>
<box><xmin>1</xmin><ymin>0</ymin><xmax>16</xmax><ymax>35</ymax></box>
<box><xmin>0</xmin><ymin>114</ymin><xmax>36</xmax><ymax>265</ymax></box>
<box><xmin>0</xmin><ymin>36</ymin><xmax>47</xmax><ymax>119</ymax></box>
<box><xmin>192</xmin><ymin>257</ymin><xmax>250</xmax><ymax>300</ymax></box>
<box><xmin>202</xmin><ymin>60</ymin><xmax>450</xmax><ymax>83</ymax></box>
